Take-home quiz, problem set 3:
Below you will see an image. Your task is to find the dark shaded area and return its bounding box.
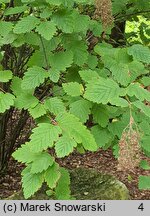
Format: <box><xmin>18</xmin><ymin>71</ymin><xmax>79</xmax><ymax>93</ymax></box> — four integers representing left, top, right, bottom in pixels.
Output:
<box><xmin>0</xmin><ymin>149</ymin><xmax>149</xmax><ymax>200</ymax></box>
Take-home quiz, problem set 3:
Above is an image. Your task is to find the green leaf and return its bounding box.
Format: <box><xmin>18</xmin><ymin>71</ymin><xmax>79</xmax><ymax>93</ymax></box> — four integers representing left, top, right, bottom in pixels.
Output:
<box><xmin>63</xmin><ymin>82</ymin><xmax>84</xmax><ymax>97</ymax></box>
<box><xmin>106</xmin><ymin>60</ymin><xmax>130</xmax><ymax>86</ymax></box>
<box><xmin>14</xmin><ymin>16</ymin><xmax>40</xmax><ymax>34</ymax></box>
<box><xmin>29</xmin><ymin>123</ymin><xmax>62</xmax><ymax>152</ymax></box>
<box><xmin>133</xmin><ymin>101</ymin><xmax>150</xmax><ymax>118</ymax></box>
<box><xmin>87</xmin><ymin>55</ymin><xmax>98</xmax><ymax>69</ymax></box>
<box><xmin>66</xmin><ymin>66</ymin><xmax>82</xmax><ymax>83</ymax></box>
<box><xmin>141</xmin><ymin>136</ymin><xmax>150</xmax><ymax>153</ymax></box>
<box><xmin>28</xmin><ymin>51</ymin><xmax>44</xmax><ymax>67</ymax></box>
<box><xmin>140</xmin><ymin>160</ymin><xmax>150</xmax><ymax>170</ymax></box>
<box><xmin>90</xmin><ymin>20</ymin><xmax>103</xmax><ymax>36</ymax></box>
<box><xmin>69</xmin><ymin>99</ymin><xmax>92</xmax><ymax>123</ymax></box>
<box><xmin>113</xmin><ymin>144</ymin><xmax>119</xmax><ymax>158</ymax></box>
<box><xmin>48</xmin><ymin>51</ymin><xmax>73</xmax><ymax>82</ymax></box>
<box><xmin>138</xmin><ymin>176</ymin><xmax>150</xmax><ymax>190</ymax></box>
<box><xmin>0</xmin><ymin>21</ymin><xmax>13</xmax><ymax>37</ymax></box>
<box><xmin>84</xmin><ymin>78</ymin><xmax>121</xmax><ymax>104</ymax></box>
<box><xmin>21</xmin><ymin>0</ymin><xmax>35</xmax><ymax>3</ymax></box>
<box><xmin>109</xmin><ymin>97</ymin><xmax>129</xmax><ymax>107</ymax></box>
<box><xmin>112</xmin><ymin>0</ymin><xmax>129</xmax><ymax>14</ymax></box>
<box><xmin>65</xmin><ymin>40</ymin><xmax>88</xmax><ymax>66</ymax></box>
<box><xmin>10</xmin><ymin>77</ymin><xmax>24</xmax><ymax>96</ymax></box>
<box><xmin>55</xmin><ymin>167</ymin><xmax>71</xmax><ymax>200</ymax></box>
<box><xmin>29</xmin><ymin>103</ymin><xmax>46</xmax><ymax>119</ymax></box>
<box><xmin>0</xmin><ymin>32</ymin><xmax>17</xmax><ymax>46</ymax></box>
<box><xmin>74</xmin><ymin>13</ymin><xmax>90</xmax><ymax>33</ymax></box>
<box><xmin>108</xmin><ymin>120</ymin><xmax>127</xmax><ymax>139</ymax></box>
<box><xmin>21</xmin><ymin>66</ymin><xmax>48</xmax><ymax>90</ymax></box>
<box><xmin>4</xmin><ymin>6</ymin><xmax>28</xmax><ymax>15</ymax></box>
<box><xmin>44</xmin><ymin>97</ymin><xmax>66</xmax><ymax>115</ymax></box>
<box><xmin>45</xmin><ymin>163</ymin><xmax>61</xmax><ymax>189</ymax></box>
<box><xmin>36</xmin><ymin>21</ymin><xmax>56</xmax><ymax>40</ymax></box>
<box><xmin>49</xmin><ymin>51</ymin><xmax>73</xmax><ymax>71</ymax></box>
<box><xmin>52</xmin><ymin>10</ymin><xmax>75</xmax><ymax>33</ymax></box>
<box><xmin>48</xmin><ymin>69</ymin><xmax>60</xmax><ymax>83</ymax></box>
<box><xmin>14</xmin><ymin>93</ymin><xmax>38</xmax><ymax>109</ymax></box>
<box><xmin>92</xmin><ymin>104</ymin><xmax>110</xmax><ymax>128</ymax></box>
<box><xmin>141</xmin><ymin>77</ymin><xmax>150</xmax><ymax>87</ymax></box>
<box><xmin>31</xmin><ymin>152</ymin><xmax>54</xmax><ymax>174</ymax></box>
<box><xmin>55</xmin><ymin>135</ymin><xmax>77</xmax><ymax>158</ymax></box>
<box><xmin>0</xmin><ymin>70</ymin><xmax>12</xmax><ymax>82</ymax></box>
<box><xmin>95</xmin><ymin>46</ymin><xmax>146</xmax><ymax>86</ymax></box>
<box><xmin>47</xmin><ymin>0</ymin><xmax>74</xmax><ymax>7</ymax></box>
<box><xmin>79</xmin><ymin>69</ymin><xmax>100</xmax><ymax>83</ymax></box>
<box><xmin>128</xmin><ymin>44</ymin><xmax>150</xmax><ymax>64</ymax></box>
<box><xmin>0</xmin><ymin>92</ymin><xmax>14</xmax><ymax>113</ymax></box>
<box><xmin>40</xmin><ymin>8</ymin><xmax>52</xmax><ymax>19</ymax></box>
<box><xmin>98</xmin><ymin>48</ymin><xmax>132</xmax><ymax>86</ymax></box>
<box><xmin>24</xmin><ymin>32</ymin><xmax>41</xmax><ymax>46</ymax></box>
<box><xmin>12</xmin><ymin>143</ymin><xmax>37</xmax><ymax>164</ymax></box>
<box><xmin>22</xmin><ymin>169</ymin><xmax>44</xmax><ymax>199</ymax></box>
<box><xmin>128</xmin><ymin>61</ymin><xmax>148</xmax><ymax>82</ymax></box>
<box><xmin>91</xmin><ymin>125</ymin><xmax>112</xmax><ymax>148</ymax></box>
<box><xmin>46</xmin><ymin>189</ymin><xmax>54</xmax><ymax>197</ymax></box>
<box><xmin>56</xmin><ymin>112</ymin><xmax>98</xmax><ymax>151</ymax></box>
<box><xmin>127</xmin><ymin>83</ymin><xmax>150</xmax><ymax>102</ymax></box>
<box><xmin>46</xmin><ymin>0</ymin><xmax>63</xmax><ymax>6</ymax></box>
<box><xmin>139</xmin><ymin>120</ymin><xmax>150</xmax><ymax>136</ymax></box>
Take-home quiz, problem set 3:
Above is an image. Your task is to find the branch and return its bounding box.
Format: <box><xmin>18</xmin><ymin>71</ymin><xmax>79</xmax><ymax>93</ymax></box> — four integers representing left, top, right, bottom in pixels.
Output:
<box><xmin>115</xmin><ymin>10</ymin><xmax>150</xmax><ymax>21</ymax></box>
<box><xmin>0</xmin><ymin>88</ymin><xmax>6</xmax><ymax>93</ymax></box>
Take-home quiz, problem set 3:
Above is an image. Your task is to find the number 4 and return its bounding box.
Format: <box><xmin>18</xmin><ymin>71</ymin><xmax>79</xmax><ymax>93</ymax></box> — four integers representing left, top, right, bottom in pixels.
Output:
<box><xmin>138</xmin><ymin>203</ymin><xmax>144</xmax><ymax>211</ymax></box>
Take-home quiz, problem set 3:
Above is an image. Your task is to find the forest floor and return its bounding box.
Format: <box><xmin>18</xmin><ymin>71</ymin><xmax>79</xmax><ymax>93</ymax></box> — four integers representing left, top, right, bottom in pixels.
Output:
<box><xmin>0</xmin><ymin>148</ymin><xmax>150</xmax><ymax>200</ymax></box>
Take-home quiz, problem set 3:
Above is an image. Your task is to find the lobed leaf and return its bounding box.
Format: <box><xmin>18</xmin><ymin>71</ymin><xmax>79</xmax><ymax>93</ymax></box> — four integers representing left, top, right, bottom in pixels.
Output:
<box><xmin>44</xmin><ymin>163</ymin><xmax>61</xmax><ymax>189</ymax></box>
<box><xmin>91</xmin><ymin>125</ymin><xmax>112</xmax><ymax>148</ymax></box>
<box><xmin>0</xmin><ymin>92</ymin><xmax>14</xmax><ymax>113</ymax></box>
<box><xmin>84</xmin><ymin>78</ymin><xmax>121</xmax><ymax>104</ymax></box>
<box><xmin>138</xmin><ymin>176</ymin><xmax>150</xmax><ymax>190</ymax></box>
<box><xmin>12</xmin><ymin>143</ymin><xmax>37</xmax><ymax>164</ymax></box>
<box><xmin>44</xmin><ymin>97</ymin><xmax>66</xmax><ymax>115</ymax></box>
<box><xmin>127</xmin><ymin>83</ymin><xmax>150</xmax><ymax>102</ymax></box>
<box><xmin>13</xmin><ymin>16</ymin><xmax>40</xmax><ymax>34</ymax></box>
<box><xmin>63</xmin><ymin>82</ymin><xmax>84</xmax><ymax>97</ymax></box>
<box><xmin>0</xmin><ymin>70</ymin><xmax>12</xmax><ymax>82</ymax></box>
<box><xmin>133</xmin><ymin>101</ymin><xmax>150</xmax><ymax>118</ymax></box>
<box><xmin>31</xmin><ymin>152</ymin><xmax>54</xmax><ymax>174</ymax></box>
<box><xmin>29</xmin><ymin>103</ymin><xmax>46</xmax><ymax>119</ymax></box>
<box><xmin>69</xmin><ymin>99</ymin><xmax>92</xmax><ymax>123</ymax></box>
<box><xmin>55</xmin><ymin>134</ymin><xmax>77</xmax><ymax>158</ymax></box>
<box><xmin>36</xmin><ymin>21</ymin><xmax>57</xmax><ymax>41</ymax></box>
<box><xmin>128</xmin><ymin>44</ymin><xmax>150</xmax><ymax>64</ymax></box>
<box><xmin>29</xmin><ymin>123</ymin><xmax>62</xmax><ymax>152</ymax></box>
<box><xmin>22</xmin><ymin>168</ymin><xmax>44</xmax><ymax>199</ymax></box>
<box><xmin>14</xmin><ymin>93</ymin><xmax>38</xmax><ymax>109</ymax></box>
<box><xmin>56</xmin><ymin>112</ymin><xmax>98</xmax><ymax>151</ymax></box>
<box><xmin>21</xmin><ymin>66</ymin><xmax>49</xmax><ymax>90</ymax></box>
<box><xmin>55</xmin><ymin>167</ymin><xmax>71</xmax><ymax>200</ymax></box>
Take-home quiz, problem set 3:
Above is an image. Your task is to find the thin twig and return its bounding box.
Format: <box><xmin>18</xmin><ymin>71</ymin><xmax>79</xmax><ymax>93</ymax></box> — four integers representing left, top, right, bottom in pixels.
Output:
<box><xmin>115</xmin><ymin>10</ymin><xmax>150</xmax><ymax>21</ymax></box>
<box><xmin>0</xmin><ymin>88</ymin><xmax>6</xmax><ymax>93</ymax></box>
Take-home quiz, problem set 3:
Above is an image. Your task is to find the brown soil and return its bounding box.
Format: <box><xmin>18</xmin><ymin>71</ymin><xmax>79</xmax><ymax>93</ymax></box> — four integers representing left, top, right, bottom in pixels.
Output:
<box><xmin>0</xmin><ymin>149</ymin><xmax>150</xmax><ymax>200</ymax></box>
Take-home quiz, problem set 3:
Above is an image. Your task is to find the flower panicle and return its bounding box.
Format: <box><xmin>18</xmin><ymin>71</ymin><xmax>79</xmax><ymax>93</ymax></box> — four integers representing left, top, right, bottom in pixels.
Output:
<box><xmin>117</xmin><ymin>116</ymin><xmax>141</xmax><ymax>172</ymax></box>
<box><xmin>94</xmin><ymin>0</ymin><xmax>114</xmax><ymax>29</ymax></box>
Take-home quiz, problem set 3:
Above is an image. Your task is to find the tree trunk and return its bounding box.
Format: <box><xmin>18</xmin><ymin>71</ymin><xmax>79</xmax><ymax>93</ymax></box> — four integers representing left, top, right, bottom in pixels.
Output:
<box><xmin>110</xmin><ymin>21</ymin><xmax>126</xmax><ymax>47</ymax></box>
